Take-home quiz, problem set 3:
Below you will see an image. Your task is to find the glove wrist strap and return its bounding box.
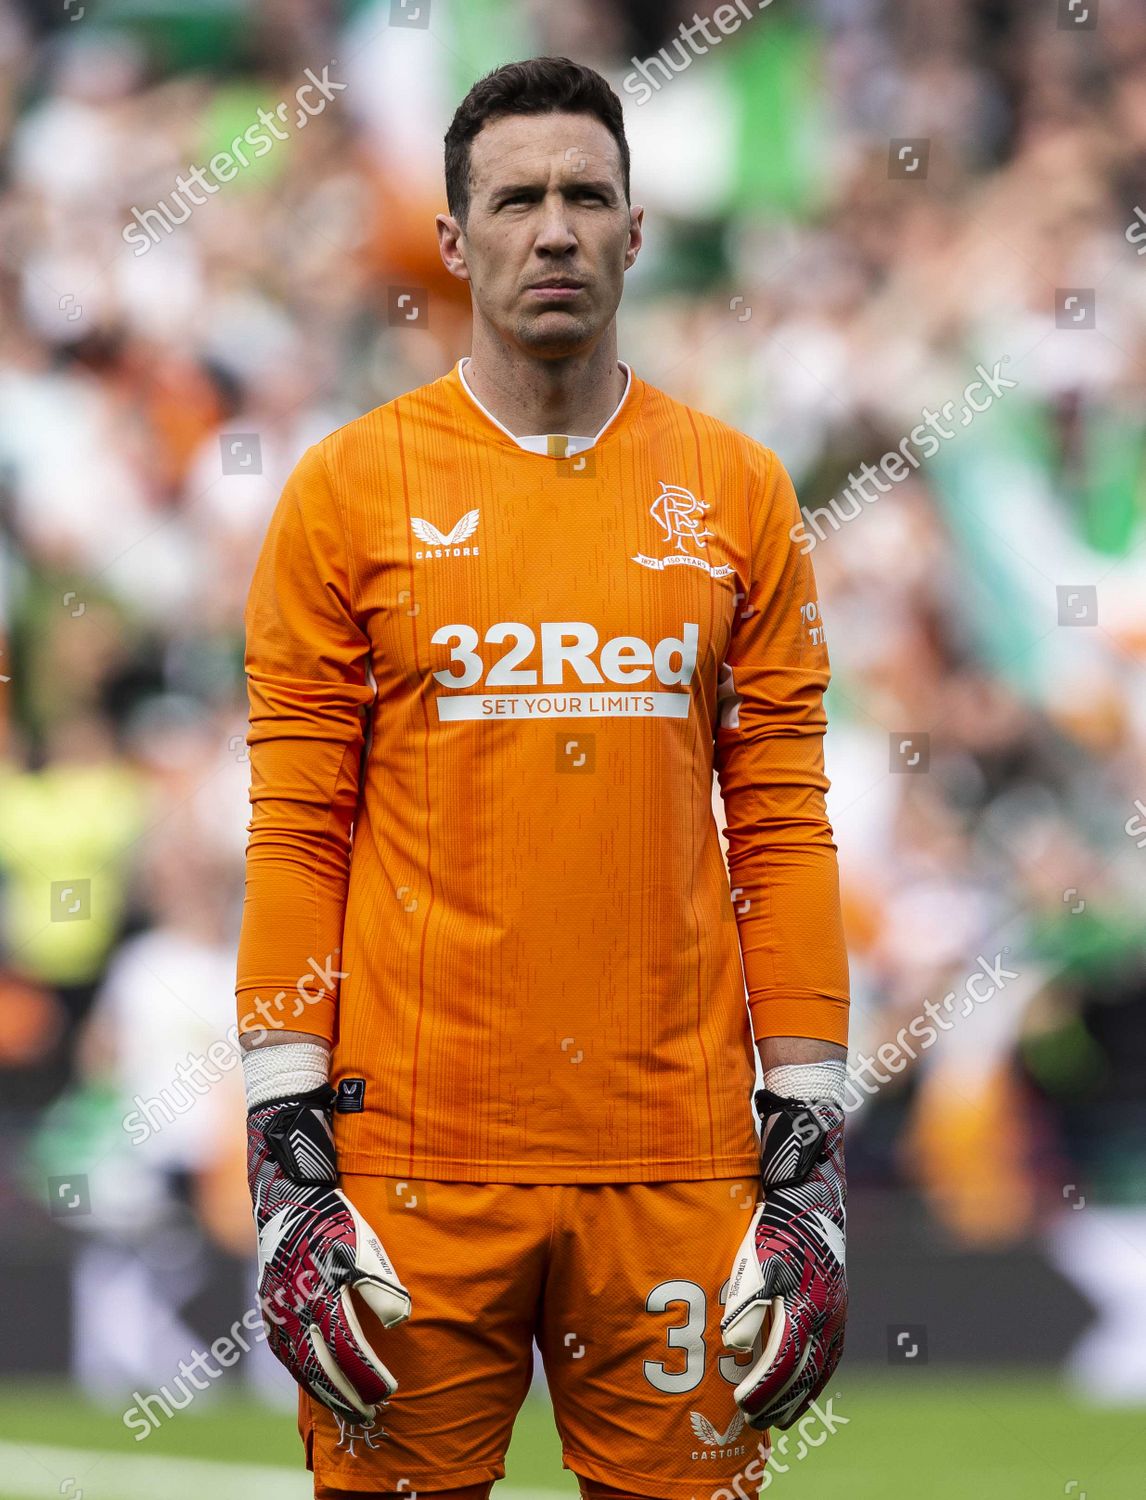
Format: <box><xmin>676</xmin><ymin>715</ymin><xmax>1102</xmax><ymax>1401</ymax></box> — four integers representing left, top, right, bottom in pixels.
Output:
<box><xmin>254</xmin><ymin>1082</ymin><xmax>339</xmax><ymax>1185</ymax></box>
<box><xmin>754</xmin><ymin>1089</ymin><xmax>842</xmax><ymax>1188</ymax></box>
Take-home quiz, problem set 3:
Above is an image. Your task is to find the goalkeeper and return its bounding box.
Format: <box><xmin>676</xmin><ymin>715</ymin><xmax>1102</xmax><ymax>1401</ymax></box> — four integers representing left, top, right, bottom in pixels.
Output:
<box><xmin>237</xmin><ymin>54</ymin><xmax>849</xmax><ymax>1500</ymax></box>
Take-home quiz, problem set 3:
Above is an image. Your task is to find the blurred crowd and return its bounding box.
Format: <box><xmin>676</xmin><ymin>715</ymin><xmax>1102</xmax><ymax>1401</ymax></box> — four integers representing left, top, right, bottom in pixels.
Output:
<box><xmin>1</xmin><ymin>0</ymin><xmax>1145</xmax><ymax>1392</ymax></box>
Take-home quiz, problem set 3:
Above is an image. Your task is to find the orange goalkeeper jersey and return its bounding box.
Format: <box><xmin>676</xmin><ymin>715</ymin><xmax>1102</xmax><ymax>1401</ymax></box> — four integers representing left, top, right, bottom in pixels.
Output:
<box><xmin>236</xmin><ymin>360</ymin><xmax>849</xmax><ymax>1183</ymax></box>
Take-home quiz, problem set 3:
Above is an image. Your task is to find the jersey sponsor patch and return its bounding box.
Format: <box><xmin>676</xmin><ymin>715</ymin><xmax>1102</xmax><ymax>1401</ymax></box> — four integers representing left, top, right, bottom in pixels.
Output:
<box><xmin>430</xmin><ymin>619</ymin><xmax>699</xmax><ymax>721</ymax></box>
<box><xmin>336</xmin><ymin>1078</ymin><xmax>367</xmax><ymax>1113</ymax></box>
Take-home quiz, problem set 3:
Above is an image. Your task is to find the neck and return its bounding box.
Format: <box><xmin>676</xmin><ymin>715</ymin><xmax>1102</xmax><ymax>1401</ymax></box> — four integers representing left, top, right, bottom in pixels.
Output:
<box><xmin>463</xmin><ymin>323</ymin><xmax>626</xmax><ymax>437</ymax></box>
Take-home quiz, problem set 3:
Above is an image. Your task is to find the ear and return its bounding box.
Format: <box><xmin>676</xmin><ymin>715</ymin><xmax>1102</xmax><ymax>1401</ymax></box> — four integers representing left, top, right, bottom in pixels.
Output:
<box><xmin>623</xmin><ymin>204</ymin><xmax>644</xmax><ymax>272</ymax></box>
<box><xmin>436</xmin><ymin>213</ymin><xmax>470</xmax><ymax>283</ymax></box>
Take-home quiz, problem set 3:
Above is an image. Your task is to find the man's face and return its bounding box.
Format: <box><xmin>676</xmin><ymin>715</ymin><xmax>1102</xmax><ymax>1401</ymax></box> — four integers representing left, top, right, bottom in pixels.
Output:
<box><xmin>439</xmin><ymin>111</ymin><xmax>642</xmax><ymax>358</ymax></box>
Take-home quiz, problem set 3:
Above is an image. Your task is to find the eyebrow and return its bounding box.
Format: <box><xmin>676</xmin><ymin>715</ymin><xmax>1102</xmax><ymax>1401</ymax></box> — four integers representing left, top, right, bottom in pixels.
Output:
<box><xmin>487</xmin><ymin>177</ymin><xmax>618</xmax><ymax>205</ymax></box>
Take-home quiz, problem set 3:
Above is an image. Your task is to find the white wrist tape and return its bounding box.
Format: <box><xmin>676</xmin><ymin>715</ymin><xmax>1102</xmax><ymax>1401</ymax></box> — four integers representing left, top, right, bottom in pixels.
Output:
<box><xmin>243</xmin><ymin>1039</ymin><xmax>331</xmax><ymax>1109</ymax></box>
<box><xmin>764</xmin><ymin>1059</ymin><xmax>846</xmax><ymax>1106</ymax></box>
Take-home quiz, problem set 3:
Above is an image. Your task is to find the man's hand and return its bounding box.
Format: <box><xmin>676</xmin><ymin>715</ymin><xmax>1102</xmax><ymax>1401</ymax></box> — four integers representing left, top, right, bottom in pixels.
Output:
<box><xmin>247</xmin><ymin>1081</ymin><xmax>411</xmax><ymax>1421</ymax></box>
<box><xmin>721</xmin><ymin>1088</ymin><xmax>847</xmax><ymax>1430</ymax></box>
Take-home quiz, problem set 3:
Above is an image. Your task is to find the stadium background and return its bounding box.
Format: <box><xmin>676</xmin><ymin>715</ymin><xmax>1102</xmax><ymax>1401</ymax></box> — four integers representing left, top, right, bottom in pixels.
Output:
<box><xmin>1</xmin><ymin>0</ymin><xmax>1145</xmax><ymax>1494</ymax></box>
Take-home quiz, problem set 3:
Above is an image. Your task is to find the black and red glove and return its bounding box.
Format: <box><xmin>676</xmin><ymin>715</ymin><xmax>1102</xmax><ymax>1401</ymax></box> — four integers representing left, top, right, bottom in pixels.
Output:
<box><xmin>720</xmin><ymin>1088</ymin><xmax>847</xmax><ymax>1429</ymax></box>
<box><xmin>247</xmin><ymin>1082</ymin><xmax>411</xmax><ymax>1421</ymax></box>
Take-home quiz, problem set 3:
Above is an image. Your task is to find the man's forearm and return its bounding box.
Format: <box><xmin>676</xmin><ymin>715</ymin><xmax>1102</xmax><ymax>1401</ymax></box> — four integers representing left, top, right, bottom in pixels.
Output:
<box><xmin>758</xmin><ymin>1036</ymin><xmax>846</xmax><ymax>1071</ymax></box>
<box><xmin>240</xmin><ymin>1028</ymin><xmax>329</xmax><ymax>1053</ymax></box>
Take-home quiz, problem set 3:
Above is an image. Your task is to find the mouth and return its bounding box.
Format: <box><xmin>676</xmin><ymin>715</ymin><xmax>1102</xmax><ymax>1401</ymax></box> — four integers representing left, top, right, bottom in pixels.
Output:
<box><xmin>526</xmin><ymin>279</ymin><xmax>586</xmax><ymax>301</ymax></box>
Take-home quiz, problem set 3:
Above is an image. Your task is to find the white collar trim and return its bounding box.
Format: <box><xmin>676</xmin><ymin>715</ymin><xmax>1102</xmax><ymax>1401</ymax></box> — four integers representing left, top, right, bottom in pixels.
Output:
<box><xmin>456</xmin><ymin>356</ymin><xmax>632</xmax><ymax>455</ymax></box>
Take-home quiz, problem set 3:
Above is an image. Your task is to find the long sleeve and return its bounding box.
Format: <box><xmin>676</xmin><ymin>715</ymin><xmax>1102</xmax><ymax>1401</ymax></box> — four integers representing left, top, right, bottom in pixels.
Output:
<box><xmin>714</xmin><ymin>446</ymin><xmax>850</xmax><ymax>1046</ymax></box>
<box><xmin>235</xmin><ymin>442</ymin><xmax>374</xmax><ymax>1044</ymax></box>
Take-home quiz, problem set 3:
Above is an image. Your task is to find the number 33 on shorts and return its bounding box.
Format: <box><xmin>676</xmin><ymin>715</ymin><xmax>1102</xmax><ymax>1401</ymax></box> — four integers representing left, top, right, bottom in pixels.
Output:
<box><xmin>643</xmin><ymin>1275</ymin><xmax>765</xmax><ymax>1456</ymax></box>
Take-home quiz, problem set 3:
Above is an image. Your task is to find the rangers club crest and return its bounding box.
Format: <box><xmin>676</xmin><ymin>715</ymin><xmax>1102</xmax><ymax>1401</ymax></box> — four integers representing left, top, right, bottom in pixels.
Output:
<box><xmin>633</xmin><ymin>483</ymin><xmax>733</xmax><ymax>577</ymax></box>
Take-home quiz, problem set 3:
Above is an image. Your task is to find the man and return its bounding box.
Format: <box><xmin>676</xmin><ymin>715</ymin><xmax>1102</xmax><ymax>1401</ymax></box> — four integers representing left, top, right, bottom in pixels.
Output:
<box><xmin>237</xmin><ymin>56</ymin><xmax>849</xmax><ymax>1500</ymax></box>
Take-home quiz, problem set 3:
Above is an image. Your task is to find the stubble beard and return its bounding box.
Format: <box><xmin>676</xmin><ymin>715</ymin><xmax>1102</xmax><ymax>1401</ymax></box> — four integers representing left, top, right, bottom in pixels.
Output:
<box><xmin>513</xmin><ymin>306</ymin><xmax>597</xmax><ymax>358</ymax></box>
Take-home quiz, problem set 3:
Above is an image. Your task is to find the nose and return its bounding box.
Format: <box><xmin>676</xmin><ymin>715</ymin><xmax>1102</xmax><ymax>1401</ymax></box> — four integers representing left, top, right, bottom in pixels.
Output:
<box><xmin>533</xmin><ymin>190</ymin><xmax>578</xmax><ymax>256</ymax></box>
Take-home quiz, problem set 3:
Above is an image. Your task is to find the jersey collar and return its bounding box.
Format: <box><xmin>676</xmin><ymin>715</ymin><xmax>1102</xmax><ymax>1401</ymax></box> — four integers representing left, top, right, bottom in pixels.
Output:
<box><xmin>454</xmin><ymin>356</ymin><xmax>634</xmax><ymax>456</ymax></box>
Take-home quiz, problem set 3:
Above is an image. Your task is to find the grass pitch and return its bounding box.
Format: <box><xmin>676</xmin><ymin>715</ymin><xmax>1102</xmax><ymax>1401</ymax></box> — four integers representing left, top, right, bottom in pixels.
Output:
<box><xmin>0</xmin><ymin>1374</ymin><xmax>1140</xmax><ymax>1498</ymax></box>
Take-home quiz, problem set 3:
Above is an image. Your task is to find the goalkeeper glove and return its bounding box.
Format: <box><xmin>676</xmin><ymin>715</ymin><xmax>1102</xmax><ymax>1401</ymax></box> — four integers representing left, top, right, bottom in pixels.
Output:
<box><xmin>247</xmin><ymin>1074</ymin><xmax>411</xmax><ymax>1421</ymax></box>
<box><xmin>721</xmin><ymin>1085</ymin><xmax>847</xmax><ymax>1430</ymax></box>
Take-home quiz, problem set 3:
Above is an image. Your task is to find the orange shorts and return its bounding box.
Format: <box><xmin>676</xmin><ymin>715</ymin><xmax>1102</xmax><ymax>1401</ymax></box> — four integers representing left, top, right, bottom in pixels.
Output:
<box><xmin>299</xmin><ymin>1174</ymin><xmax>769</xmax><ymax>1498</ymax></box>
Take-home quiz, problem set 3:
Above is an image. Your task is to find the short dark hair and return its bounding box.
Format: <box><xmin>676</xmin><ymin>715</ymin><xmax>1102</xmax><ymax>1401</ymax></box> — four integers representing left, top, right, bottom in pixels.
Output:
<box><xmin>444</xmin><ymin>56</ymin><xmax>630</xmax><ymax>225</ymax></box>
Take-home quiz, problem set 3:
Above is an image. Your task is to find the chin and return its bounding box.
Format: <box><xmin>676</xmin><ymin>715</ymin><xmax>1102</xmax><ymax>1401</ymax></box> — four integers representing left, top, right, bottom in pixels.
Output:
<box><xmin>514</xmin><ymin>311</ymin><xmax>597</xmax><ymax>356</ymax></box>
